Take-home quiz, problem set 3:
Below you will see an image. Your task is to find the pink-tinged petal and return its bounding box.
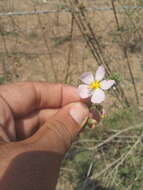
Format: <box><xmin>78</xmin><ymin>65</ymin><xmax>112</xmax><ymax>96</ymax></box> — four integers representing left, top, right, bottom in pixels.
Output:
<box><xmin>78</xmin><ymin>85</ymin><xmax>91</xmax><ymax>98</ymax></box>
<box><xmin>80</xmin><ymin>72</ymin><xmax>94</xmax><ymax>84</ymax></box>
<box><xmin>91</xmin><ymin>89</ymin><xmax>105</xmax><ymax>104</ymax></box>
<box><xmin>100</xmin><ymin>80</ymin><xmax>115</xmax><ymax>90</ymax></box>
<box><xmin>95</xmin><ymin>65</ymin><xmax>105</xmax><ymax>81</ymax></box>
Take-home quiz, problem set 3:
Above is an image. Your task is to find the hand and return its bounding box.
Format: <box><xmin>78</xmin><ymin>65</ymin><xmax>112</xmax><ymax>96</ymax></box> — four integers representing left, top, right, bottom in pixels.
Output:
<box><xmin>0</xmin><ymin>82</ymin><xmax>89</xmax><ymax>190</ymax></box>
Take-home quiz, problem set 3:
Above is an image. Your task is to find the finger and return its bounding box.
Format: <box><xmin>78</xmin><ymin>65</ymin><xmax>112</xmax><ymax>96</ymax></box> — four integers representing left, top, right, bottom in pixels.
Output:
<box><xmin>0</xmin><ymin>82</ymin><xmax>86</xmax><ymax>117</ymax></box>
<box><xmin>0</xmin><ymin>126</ymin><xmax>10</xmax><ymax>143</ymax></box>
<box><xmin>0</xmin><ymin>96</ymin><xmax>16</xmax><ymax>141</ymax></box>
<box><xmin>16</xmin><ymin>109</ymin><xmax>58</xmax><ymax>140</ymax></box>
<box><xmin>26</xmin><ymin>102</ymin><xmax>89</xmax><ymax>154</ymax></box>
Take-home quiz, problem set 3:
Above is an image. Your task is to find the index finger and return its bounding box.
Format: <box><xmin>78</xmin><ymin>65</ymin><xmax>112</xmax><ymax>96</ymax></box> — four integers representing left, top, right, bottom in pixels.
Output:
<box><xmin>0</xmin><ymin>82</ymin><xmax>86</xmax><ymax>117</ymax></box>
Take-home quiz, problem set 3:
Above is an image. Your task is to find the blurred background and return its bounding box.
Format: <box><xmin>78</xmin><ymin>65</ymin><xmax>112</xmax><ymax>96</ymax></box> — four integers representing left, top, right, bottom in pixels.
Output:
<box><xmin>0</xmin><ymin>0</ymin><xmax>143</xmax><ymax>189</ymax></box>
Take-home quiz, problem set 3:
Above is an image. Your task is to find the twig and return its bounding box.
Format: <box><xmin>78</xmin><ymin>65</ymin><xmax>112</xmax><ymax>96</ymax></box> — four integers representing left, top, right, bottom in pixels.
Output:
<box><xmin>64</xmin><ymin>13</ymin><xmax>74</xmax><ymax>83</ymax></box>
<box><xmin>34</xmin><ymin>6</ymin><xmax>58</xmax><ymax>82</ymax></box>
<box><xmin>111</xmin><ymin>0</ymin><xmax>139</xmax><ymax>105</ymax></box>
<box><xmin>87</xmin><ymin>122</ymin><xmax>143</xmax><ymax>151</ymax></box>
<box><xmin>70</xmin><ymin>0</ymin><xmax>130</xmax><ymax>107</ymax></box>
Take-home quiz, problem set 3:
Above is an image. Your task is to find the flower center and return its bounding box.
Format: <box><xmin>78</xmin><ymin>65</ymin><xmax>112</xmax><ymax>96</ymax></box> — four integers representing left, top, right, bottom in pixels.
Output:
<box><xmin>89</xmin><ymin>81</ymin><xmax>100</xmax><ymax>89</ymax></box>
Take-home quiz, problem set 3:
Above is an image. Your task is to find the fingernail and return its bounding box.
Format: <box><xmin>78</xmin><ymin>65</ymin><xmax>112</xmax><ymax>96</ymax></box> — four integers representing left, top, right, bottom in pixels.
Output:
<box><xmin>70</xmin><ymin>103</ymin><xmax>89</xmax><ymax>126</ymax></box>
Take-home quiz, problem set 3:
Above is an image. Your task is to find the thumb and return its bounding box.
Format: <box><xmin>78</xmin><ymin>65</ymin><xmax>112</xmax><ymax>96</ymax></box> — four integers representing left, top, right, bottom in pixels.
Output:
<box><xmin>28</xmin><ymin>102</ymin><xmax>89</xmax><ymax>154</ymax></box>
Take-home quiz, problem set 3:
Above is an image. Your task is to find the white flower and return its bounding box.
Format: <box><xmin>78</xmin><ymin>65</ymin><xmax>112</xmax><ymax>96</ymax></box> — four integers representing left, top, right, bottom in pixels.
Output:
<box><xmin>78</xmin><ymin>65</ymin><xmax>115</xmax><ymax>104</ymax></box>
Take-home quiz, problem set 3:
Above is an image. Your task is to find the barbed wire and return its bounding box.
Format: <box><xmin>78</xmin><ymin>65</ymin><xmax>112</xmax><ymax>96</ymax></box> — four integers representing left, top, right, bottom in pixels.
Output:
<box><xmin>0</xmin><ymin>5</ymin><xmax>143</xmax><ymax>17</ymax></box>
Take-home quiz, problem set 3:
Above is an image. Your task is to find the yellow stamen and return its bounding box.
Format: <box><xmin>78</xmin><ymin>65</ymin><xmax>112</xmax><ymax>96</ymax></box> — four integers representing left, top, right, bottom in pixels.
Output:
<box><xmin>89</xmin><ymin>81</ymin><xmax>100</xmax><ymax>89</ymax></box>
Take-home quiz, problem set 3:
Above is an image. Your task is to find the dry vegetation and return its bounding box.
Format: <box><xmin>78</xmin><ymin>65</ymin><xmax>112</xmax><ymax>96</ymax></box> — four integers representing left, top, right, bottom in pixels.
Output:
<box><xmin>1</xmin><ymin>0</ymin><xmax>143</xmax><ymax>189</ymax></box>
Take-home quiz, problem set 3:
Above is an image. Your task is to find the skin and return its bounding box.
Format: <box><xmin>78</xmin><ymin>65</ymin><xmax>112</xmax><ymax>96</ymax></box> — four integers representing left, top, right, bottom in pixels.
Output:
<box><xmin>0</xmin><ymin>82</ymin><xmax>89</xmax><ymax>190</ymax></box>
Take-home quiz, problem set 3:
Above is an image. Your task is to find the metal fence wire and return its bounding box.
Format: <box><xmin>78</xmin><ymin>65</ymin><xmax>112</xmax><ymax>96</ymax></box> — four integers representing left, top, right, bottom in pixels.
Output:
<box><xmin>0</xmin><ymin>5</ymin><xmax>143</xmax><ymax>16</ymax></box>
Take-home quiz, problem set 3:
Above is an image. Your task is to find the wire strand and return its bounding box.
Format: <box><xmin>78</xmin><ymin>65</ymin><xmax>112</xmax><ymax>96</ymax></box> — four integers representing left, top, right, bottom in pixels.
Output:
<box><xmin>0</xmin><ymin>5</ymin><xmax>143</xmax><ymax>17</ymax></box>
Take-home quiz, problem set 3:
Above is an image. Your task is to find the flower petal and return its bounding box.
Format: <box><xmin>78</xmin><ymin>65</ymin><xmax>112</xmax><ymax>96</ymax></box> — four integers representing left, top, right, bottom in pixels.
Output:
<box><xmin>91</xmin><ymin>89</ymin><xmax>105</xmax><ymax>104</ymax></box>
<box><xmin>100</xmin><ymin>80</ymin><xmax>115</xmax><ymax>90</ymax></box>
<box><xmin>95</xmin><ymin>65</ymin><xmax>105</xmax><ymax>81</ymax></box>
<box><xmin>78</xmin><ymin>85</ymin><xmax>91</xmax><ymax>98</ymax></box>
<box><xmin>80</xmin><ymin>72</ymin><xmax>94</xmax><ymax>84</ymax></box>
